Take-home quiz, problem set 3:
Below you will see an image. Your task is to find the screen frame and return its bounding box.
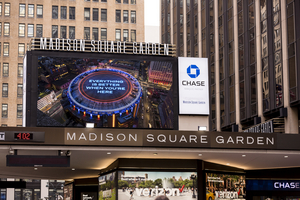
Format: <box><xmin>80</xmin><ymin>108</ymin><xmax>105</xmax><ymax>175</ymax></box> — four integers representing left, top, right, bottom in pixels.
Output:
<box><xmin>25</xmin><ymin>50</ymin><xmax>178</xmax><ymax>130</ymax></box>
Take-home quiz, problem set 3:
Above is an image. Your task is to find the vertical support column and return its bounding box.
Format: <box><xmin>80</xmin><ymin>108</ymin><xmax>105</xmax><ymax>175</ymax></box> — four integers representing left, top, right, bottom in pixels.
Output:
<box><xmin>41</xmin><ymin>179</ymin><xmax>49</xmax><ymax>200</ymax></box>
<box><xmin>183</xmin><ymin>0</ymin><xmax>187</xmax><ymax>56</ymax></box>
<box><xmin>255</xmin><ymin>0</ymin><xmax>265</xmax><ymax>123</ymax></box>
<box><xmin>233</xmin><ymin>0</ymin><xmax>241</xmax><ymax>130</ymax></box>
<box><xmin>281</xmin><ymin>0</ymin><xmax>298</xmax><ymax>133</ymax></box>
<box><xmin>214</xmin><ymin>0</ymin><xmax>220</xmax><ymax>131</ymax></box>
<box><xmin>197</xmin><ymin>160</ymin><xmax>205</xmax><ymax>200</ymax></box>
<box><xmin>7</xmin><ymin>178</ymin><xmax>14</xmax><ymax>200</ymax></box>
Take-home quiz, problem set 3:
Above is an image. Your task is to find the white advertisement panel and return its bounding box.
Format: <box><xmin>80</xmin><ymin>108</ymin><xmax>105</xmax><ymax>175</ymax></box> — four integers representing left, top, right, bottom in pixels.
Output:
<box><xmin>178</xmin><ymin>57</ymin><xmax>209</xmax><ymax>115</ymax></box>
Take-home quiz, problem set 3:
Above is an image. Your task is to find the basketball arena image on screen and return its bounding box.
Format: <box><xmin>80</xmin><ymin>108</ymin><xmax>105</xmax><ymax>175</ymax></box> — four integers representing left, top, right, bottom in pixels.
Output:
<box><xmin>36</xmin><ymin>56</ymin><xmax>174</xmax><ymax>129</ymax></box>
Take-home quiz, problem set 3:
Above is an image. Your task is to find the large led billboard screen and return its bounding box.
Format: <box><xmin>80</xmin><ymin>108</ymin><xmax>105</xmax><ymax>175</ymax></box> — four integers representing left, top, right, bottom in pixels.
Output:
<box><xmin>99</xmin><ymin>172</ymin><xmax>116</xmax><ymax>200</ymax></box>
<box><xmin>25</xmin><ymin>51</ymin><xmax>177</xmax><ymax>129</ymax></box>
<box><xmin>118</xmin><ymin>171</ymin><xmax>197</xmax><ymax>200</ymax></box>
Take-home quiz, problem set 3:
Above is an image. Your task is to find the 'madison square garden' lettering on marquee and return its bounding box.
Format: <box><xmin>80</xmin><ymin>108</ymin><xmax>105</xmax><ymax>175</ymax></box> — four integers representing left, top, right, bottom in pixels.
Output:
<box><xmin>35</xmin><ymin>38</ymin><xmax>174</xmax><ymax>56</ymax></box>
<box><xmin>66</xmin><ymin>132</ymin><xmax>275</xmax><ymax>147</ymax></box>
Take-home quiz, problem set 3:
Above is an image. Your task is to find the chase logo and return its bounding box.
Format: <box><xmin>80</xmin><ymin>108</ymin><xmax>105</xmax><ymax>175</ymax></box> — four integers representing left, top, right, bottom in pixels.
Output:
<box><xmin>187</xmin><ymin>65</ymin><xmax>200</xmax><ymax>78</ymax></box>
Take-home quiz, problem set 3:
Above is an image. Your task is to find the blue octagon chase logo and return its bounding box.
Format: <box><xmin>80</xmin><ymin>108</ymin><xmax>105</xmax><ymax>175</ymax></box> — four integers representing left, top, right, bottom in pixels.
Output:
<box><xmin>187</xmin><ymin>65</ymin><xmax>200</xmax><ymax>78</ymax></box>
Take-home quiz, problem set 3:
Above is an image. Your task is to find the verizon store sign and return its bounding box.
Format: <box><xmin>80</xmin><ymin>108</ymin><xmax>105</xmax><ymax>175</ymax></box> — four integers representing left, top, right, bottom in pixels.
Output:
<box><xmin>178</xmin><ymin>57</ymin><xmax>209</xmax><ymax>115</ymax></box>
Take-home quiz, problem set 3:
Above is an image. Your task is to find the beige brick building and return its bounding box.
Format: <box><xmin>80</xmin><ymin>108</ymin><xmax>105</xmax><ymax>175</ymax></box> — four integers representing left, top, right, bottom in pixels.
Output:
<box><xmin>0</xmin><ymin>0</ymin><xmax>144</xmax><ymax>127</ymax></box>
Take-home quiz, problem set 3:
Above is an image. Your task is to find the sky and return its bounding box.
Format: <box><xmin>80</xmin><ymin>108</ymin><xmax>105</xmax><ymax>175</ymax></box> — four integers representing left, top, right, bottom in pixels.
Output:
<box><xmin>144</xmin><ymin>0</ymin><xmax>160</xmax><ymax>26</ymax></box>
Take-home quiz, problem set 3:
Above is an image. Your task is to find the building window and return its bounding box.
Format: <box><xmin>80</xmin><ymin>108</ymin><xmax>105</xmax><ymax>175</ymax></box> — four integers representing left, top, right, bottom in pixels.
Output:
<box><xmin>131</xmin><ymin>11</ymin><xmax>136</xmax><ymax>23</ymax></box>
<box><xmin>0</xmin><ymin>3</ymin><xmax>2</xmax><ymax>16</ymax></box>
<box><xmin>52</xmin><ymin>6</ymin><xmax>58</xmax><ymax>19</ymax></box>
<box><xmin>36</xmin><ymin>24</ymin><xmax>43</xmax><ymax>37</ymax></box>
<box><xmin>18</xmin><ymin>64</ymin><xmax>23</xmax><ymax>77</ymax></box>
<box><xmin>84</xmin><ymin>27</ymin><xmax>90</xmax><ymax>40</ymax></box>
<box><xmin>28</xmin><ymin>4</ymin><xmax>34</xmax><ymax>17</ymax></box>
<box><xmin>37</xmin><ymin>5</ymin><xmax>43</xmax><ymax>18</ymax></box>
<box><xmin>1</xmin><ymin>124</ymin><xmax>7</xmax><ymax>127</ymax></box>
<box><xmin>92</xmin><ymin>28</ymin><xmax>98</xmax><ymax>40</ymax></box>
<box><xmin>61</xmin><ymin>26</ymin><xmax>67</xmax><ymax>39</ymax></box>
<box><xmin>123</xmin><ymin>29</ymin><xmax>129</xmax><ymax>42</ymax></box>
<box><xmin>3</xmin><ymin>43</ymin><xmax>9</xmax><ymax>56</ymax></box>
<box><xmin>93</xmin><ymin>8</ymin><xmax>99</xmax><ymax>21</ymax></box>
<box><xmin>93</xmin><ymin>0</ymin><xmax>99</xmax><ymax>2</ymax></box>
<box><xmin>61</xmin><ymin>6</ymin><xmax>67</xmax><ymax>19</ymax></box>
<box><xmin>19</xmin><ymin>4</ymin><xmax>25</xmax><ymax>17</ymax></box>
<box><xmin>18</xmin><ymin>43</ymin><xmax>25</xmax><ymax>57</ymax></box>
<box><xmin>2</xmin><ymin>83</ymin><xmax>8</xmax><ymax>97</ymax></box>
<box><xmin>27</xmin><ymin>24</ymin><xmax>34</xmax><ymax>37</ymax></box>
<box><xmin>3</xmin><ymin>63</ymin><xmax>8</xmax><ymax>77</ymax></box>
<box><xmin>2</xmin><ymin>104</ymin><xmax>8</xmax><ymax>118</ymax></box>
<box><xmin>123</xmin><ymin>10</ymin><xmax>128</xmax><ymax>23</ymax></box>
<box><xmin>19</xmin><ymin>24</ymin><xmax>25</xmax><ymax>37</ymax></box>
<box><xmin>124</xmin><ymin>0</ymin><xmax>129</xmax><ymax>4</ymax></box>
<box><xmin>101</xmin><ymin>0</ymin><xmax>107</xmax><ymax>2</ymax></box>
<box><xmin>52</xmin><ymin>25</ymin><xmax>58</xmax><ymax>38</ymax></box>
<box><xmin>69</xmin><ymin>7</ymin><xmax>75</xmax><ymax>20</ymax></box>
<box><xmin>4</xmin><ymin>3</ymin><xmax>10</xmax><ymax>16</ymax></box>
<box><xmin>116</xmin><ymin>0</ymin><xmax>121</xmax><ymax>3</ymax></box>
<box><xmin>116</xmin><ymin>10</ymin><xmax>121</xmax><ymax>22</ymax></box>
<box><xmin>101</xmin><ymin>9</ymin><xmax>107</xmax><ymax>21</ymax></box>
<box><xmin>84</xmin><ymin>8</ymin><xmax>90</xmax><ymax>21</ymax></box>
<box><xmin>4</xmin><ymin>23</ymin><xmax>9</xmax><ymax>36</ymax></box>
<box><xmin>131</xmin><ymin>30</ymin><xmax>136</xmax><ymax>42</ymax></box>
<box><xmin>101</xmin><ymin>28</ymin><xmax>107</xmax><ymax>40</ymax></box>
<box><xmin>116</xmin><ymin>29</ymin><xmax>121</xmax><ymax>41</ymax></box>
<box><xmin>69</xmin><ymin>26</ymin><xmax>75</xmax><ymax>39</ymax></box>
<box><xmin>131</xmin><ymin>0</ymin><xmax>136</xmax><ymax>4</ymax></box>
<box><xmin>0</xmin><ymin>23</ymin><xmax>1</xmax><ymax>36</ymax></box>
<box><xmin>17</xmin><ymin>105</ymin><xmax>23</xmax><ymax>118</ymax></box>
<box><xmin>17</xmin><ymin>84</ymin><xmax>23</xmax><ymax>97</ymax></box>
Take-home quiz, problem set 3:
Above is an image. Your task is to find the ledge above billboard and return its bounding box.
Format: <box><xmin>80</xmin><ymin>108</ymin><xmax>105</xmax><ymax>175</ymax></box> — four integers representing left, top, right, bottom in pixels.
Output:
<box><xmin>25</xmin><ymin>38</ymin><xmax>178</xmax><ymax>129</ymax></box>
<box><xmin>178</xmin><ymin>57</ymin><xmax>209</xmax><ymax>115</ymax></box>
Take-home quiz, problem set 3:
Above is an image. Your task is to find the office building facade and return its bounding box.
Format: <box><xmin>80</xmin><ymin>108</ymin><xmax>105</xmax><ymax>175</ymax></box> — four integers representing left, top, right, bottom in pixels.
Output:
<box><xmin>0</xmin><ymin>0</ymin><xmax>144</xmax><ymax>127</ymax></box>
<box><xmin>161</xmin><ymin>0</ymin><xmax>300</xmax><ymax>133</ymax></box>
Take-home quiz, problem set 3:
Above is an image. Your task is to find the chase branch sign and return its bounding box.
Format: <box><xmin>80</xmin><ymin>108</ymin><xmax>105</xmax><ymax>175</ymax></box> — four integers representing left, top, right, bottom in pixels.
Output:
<box><xmin>30</xmin><ymin>38</ymin><xmax>176</xmax><ymax>57</ymax></box>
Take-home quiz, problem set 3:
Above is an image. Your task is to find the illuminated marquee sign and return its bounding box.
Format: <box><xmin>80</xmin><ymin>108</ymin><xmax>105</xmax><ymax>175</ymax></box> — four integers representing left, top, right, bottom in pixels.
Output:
<box><xmin>0</xmin><ymin>131</ymin><xmax>44</xmax><ymax>142</ymax></box>
<box><xmin>30</xmin><ymin>38</ymin><xmax>176</xmax><ymax>57</ymax></box>
<box><xmin>247</xmin><ymin>180</ymin><xmax>300</xmax><ymax>191</ymax></box>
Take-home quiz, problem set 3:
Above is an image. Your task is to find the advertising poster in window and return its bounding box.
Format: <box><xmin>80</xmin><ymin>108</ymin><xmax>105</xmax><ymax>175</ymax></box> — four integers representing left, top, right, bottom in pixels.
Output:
<box><xmin>118</xmin><ymin>171</ymin><xmax>197</xmax><ymax>200</ymax></box>
<box><xmin>63</xmin><ymin>184</ymin><xmax>73</xmax><ymax>200</ymax></box>
<box><xmin>37</xmin><ymin>57</ymin><xmax>174</xmax><ymax>129</ymax></box>
<box><xmin>206</xmin><ymin>173</ymin><xmax>246</xmax><ymax>200</ymax></box>
<box><xmin>99</xmin><ymin>172</ymin><xmax>116</xmax><ymax>200</ymax></box>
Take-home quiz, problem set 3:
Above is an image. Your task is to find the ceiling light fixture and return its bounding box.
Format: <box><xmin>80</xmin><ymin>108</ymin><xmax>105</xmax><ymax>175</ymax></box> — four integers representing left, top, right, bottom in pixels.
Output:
<box><xmin>284</xmin><ymin>156</ymin><xmax>288</xmax><ymax>158</ymax></box>
<box><xmin>72</xmin><ymin>168</ymin><xmax>75</xmax><ymax>171</ymax></box>
<box><xmin>107</xmin><ymin>152</ymin><xmax>111</xmax><ymax>155</ymax></box>
<box><xmin>34</xmin><ymin>168</ymin><xmax>38</xmax><ymax>170</ymax></box>
<box><xmin>198</xmin><ymin>154</ymin><xmax>202</xmax><ymax>156</ymax></box>
<box><xmin>242</xmin><ymin>155</ymin><xmax>246</xmax><ymax>157</ymax></box>
<box><xmin>153</xmin><ymin>153</ymin><xmax>158</xmax><ymax>155</ymax></box>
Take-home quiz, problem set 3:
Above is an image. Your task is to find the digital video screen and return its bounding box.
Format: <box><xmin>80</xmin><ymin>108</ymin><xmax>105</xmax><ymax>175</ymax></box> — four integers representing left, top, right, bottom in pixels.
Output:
<box><xmin>206</xmin><ymin>173</ymin><xmax>246</xmax><ymax>200</ymax></box>
<box><xmin>37</xmin><ymin>56</ymin><xmax>174</xmax><ymax>128</ymax></box>
<box><xmin>99</xmin><ymin>172</ymin><xmax>116</xmax><ymax>200</ymax></box>
<box><xmin>118</xmin><ymin>171</ymin><xmax>197</xmax><ymax>200</ymax></box>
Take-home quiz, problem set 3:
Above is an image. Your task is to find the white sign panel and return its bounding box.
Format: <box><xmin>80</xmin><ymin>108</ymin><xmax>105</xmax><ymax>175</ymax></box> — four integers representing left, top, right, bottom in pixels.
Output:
<box><xmin>178</xmin><ymin>57</ymin><xmax>209</xmax><ymax>115</ymax></box>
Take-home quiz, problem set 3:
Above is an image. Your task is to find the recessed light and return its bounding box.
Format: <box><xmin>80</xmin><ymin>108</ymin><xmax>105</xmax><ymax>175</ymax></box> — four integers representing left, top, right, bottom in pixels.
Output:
<box><xmin>72</xmin><ymin>168</ymin><xmax>75</xmax><ymax>171</ymax></box>
<box><xmin>107</xmin><ymin>152</ymin><xmax>111</xmax><ymax>155</ymax></box>
<box><xmin>242</xmin><ymin>155</ymin><xmax>246</xmax><ymax>157</ymax></box>
<box><xmin>284</xmin><ymin>156</ymin><xmax>288</xmax><ymax>158</ymax></box>
<box><xmin>198</xmin><ymin>154</ymin><xmax>202</xmax><ymax>156</ymax></box>
<box><xmin>34</xmin><ymin>168</ymin><xmax>38</xmax><ymax>170</ymax></box>
<box><xmin>226</xmin><ymin>163</ymin><xmax>230</xmax><ymax>165</ymax></box>
<box><xmin>153</xmin><ymin>153</ymin><xmax>158</xmax><ymax>155</ymax></box>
